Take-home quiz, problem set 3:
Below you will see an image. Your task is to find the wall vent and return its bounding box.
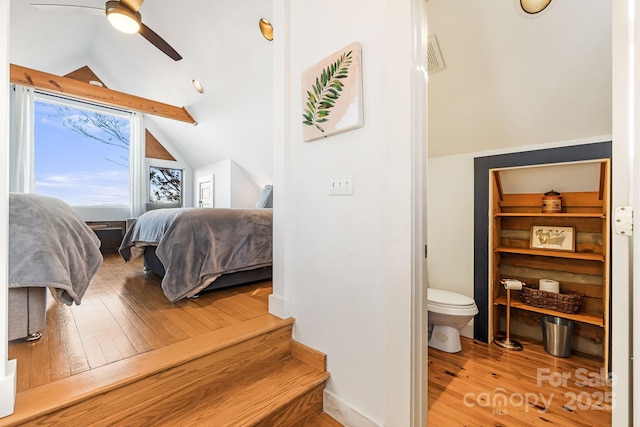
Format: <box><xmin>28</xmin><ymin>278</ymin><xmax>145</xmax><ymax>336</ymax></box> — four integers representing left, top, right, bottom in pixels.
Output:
<box><xmin>427</xmin><ymin>35</ymin><xmax>445</xmax><ymax>75</ymax></box>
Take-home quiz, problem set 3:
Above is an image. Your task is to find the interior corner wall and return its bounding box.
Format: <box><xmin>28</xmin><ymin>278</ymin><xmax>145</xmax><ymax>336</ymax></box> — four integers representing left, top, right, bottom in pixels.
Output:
<box><xmin>281</xmin><ymin>1</ymin><xmax>414</xmax><ymax>425</ymax></box>
<box><xmin>229</xmin><ymin>161</ymin><xmax>261</xmax><ymax>208</ymax></box>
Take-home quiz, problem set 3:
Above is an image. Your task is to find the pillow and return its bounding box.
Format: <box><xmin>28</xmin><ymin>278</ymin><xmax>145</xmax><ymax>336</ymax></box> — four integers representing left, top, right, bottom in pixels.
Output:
<box><xmin>255</xmin><ymin>185</ymin><xmax>273</xmax><ymax>208</ymax></box>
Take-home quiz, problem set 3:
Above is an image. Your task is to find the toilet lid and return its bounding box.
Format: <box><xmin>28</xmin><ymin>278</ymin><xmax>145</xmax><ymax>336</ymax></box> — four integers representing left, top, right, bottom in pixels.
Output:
<box><xmin>428</xmin><ymin>288</ymin><xmax>476</xmax><ymax>308</ymax></box>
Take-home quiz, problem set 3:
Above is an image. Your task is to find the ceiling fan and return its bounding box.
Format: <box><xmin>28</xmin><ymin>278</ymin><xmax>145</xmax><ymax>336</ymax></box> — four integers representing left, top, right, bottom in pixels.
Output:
<box><xmin>31</xmin><ymin>0</ymin><xmax>182</xmax><ymax>61</ymax></box>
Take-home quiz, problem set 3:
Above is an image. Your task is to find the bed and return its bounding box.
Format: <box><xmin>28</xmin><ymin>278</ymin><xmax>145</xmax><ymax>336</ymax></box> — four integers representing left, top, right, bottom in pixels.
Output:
<box><xmin>8</xmin><ymin>193</ymin><xmax>103</xmax><ymax>340</ymax></box>
<box><xmin>119</xmin><ymin>206</ymin><xmax>273</xmax><ymax>303</ymax></box>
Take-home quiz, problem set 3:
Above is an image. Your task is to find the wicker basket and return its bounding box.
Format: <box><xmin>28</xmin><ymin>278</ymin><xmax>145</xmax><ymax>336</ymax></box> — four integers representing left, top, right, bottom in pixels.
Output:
<box><xmin>520</xmin><ymin>285</ymin><xmax>584</xmax><ymax>314</ymax></box>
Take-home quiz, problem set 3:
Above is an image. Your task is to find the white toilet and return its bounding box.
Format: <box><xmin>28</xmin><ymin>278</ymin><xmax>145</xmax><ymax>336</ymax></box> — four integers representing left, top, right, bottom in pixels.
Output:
<box><xmin>427</xmin><ymin>288</ymin><xmax>478</xmax><ymax>353</ymax></box>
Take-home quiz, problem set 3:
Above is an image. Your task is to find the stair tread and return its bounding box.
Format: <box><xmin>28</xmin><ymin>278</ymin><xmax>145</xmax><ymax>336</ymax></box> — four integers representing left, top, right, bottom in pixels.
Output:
<box><xmin>146</xmin><ymin>356</ymin><xmax>329</xmax><ymax>426</ymax></box>
<box><xmin>3</xmin><ymin>314</ymin><xmax>331</xmax><ymax>427</ymax></box>
<box><xmin>2</xmin><ymin>314</ymin><xmax>294</xmax><ymax>426</ymax></box>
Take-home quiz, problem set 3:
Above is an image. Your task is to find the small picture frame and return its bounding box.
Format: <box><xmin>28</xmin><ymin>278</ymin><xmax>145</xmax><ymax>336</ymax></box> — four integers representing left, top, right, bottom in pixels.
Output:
<box><xmin>530</xmin><ymin>225</ymin><xmax>575</xmax><ymax>252</ymax></box>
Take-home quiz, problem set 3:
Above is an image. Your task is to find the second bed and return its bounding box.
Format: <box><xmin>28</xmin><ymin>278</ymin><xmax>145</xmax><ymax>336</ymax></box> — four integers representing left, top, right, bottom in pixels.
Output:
<box><xmin>119</xmin><ymin>207</ymin><xmax>273</xmax><ymax>302</ymax></box>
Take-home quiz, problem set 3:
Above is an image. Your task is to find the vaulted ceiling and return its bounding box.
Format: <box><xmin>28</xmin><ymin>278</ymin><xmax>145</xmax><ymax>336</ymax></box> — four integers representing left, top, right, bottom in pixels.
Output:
<box><xmin>10</xmin><ymin>1</ymin><xmax>612</xmax><ymax>176</ymax></box>
<box><xmin>9</xmin><ymin>0</ymin><xmax>274</xmax><ymax>184</ymax></box>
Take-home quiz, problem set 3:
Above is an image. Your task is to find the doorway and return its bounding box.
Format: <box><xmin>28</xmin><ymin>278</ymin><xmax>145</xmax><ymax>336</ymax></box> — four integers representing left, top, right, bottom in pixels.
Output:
<box><xmin>197</xmin><ymin>175</ymin><xmax>214</xmax><ymax>208</ymax></box>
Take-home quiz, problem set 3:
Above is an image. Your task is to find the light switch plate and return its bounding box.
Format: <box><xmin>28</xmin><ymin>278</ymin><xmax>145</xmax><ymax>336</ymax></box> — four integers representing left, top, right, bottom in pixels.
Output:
<box><xmin>329</xmin><ymin>174</ymin><xmax>353</xmax><ymax>195</ymax></box>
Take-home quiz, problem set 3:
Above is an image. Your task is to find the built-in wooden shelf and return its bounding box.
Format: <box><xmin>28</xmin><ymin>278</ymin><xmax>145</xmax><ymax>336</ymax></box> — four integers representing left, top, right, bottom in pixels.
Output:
<box><xmin>495</xmin><ymin>246</ymin><xmax>605</xmax><ymax>262</ymax></box>
<box><xmin>495</xmin><ymin>212</ymin><xmax>606</xmax><ymax>218</ymax></box>
<box><xmin>494</xmin><ymin>296</ymin><xmax>604</xmax><ymax>327</ymax></box>
<box><xmin>490</xmin><ymin>160</ymin><xmax>611</xmax><ymax>370</ymax></box>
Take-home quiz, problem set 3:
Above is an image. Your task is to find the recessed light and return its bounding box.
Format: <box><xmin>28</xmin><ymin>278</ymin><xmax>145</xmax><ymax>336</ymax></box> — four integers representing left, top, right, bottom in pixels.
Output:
<box><xmin>191</xmin><ymin>79</ymin><xmax>204</xmax><ymax>94</ymax></box>
<box><xmin>520</xmin><ymin>0</ymin><xmax>552</xmax><ymax>14</ymax></box>
<box><xmin>259</xmin><ymin>18</ymin><xmax>273</xmax><ymax>41</ymax></box>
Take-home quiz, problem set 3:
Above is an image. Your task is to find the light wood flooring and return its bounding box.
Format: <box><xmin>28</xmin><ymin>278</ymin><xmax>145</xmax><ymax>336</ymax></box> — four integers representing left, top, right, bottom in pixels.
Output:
<box><xmin>428</xmin><ymin>336</ymin><xmax>613</xmax><ymax>426</ymax></box>
<box><xmin>13</xmin><ymin>253</ymin><xmax>610</xmax><ymax>426</ymax></box>
<box><xmin>8</xmin><ymin>253</ymin><xmax>274</xmax><ymax>392</ymax></box>
<box><xmin>7</xmin><ymin>253</ymin><xmax>340</xmax><ymax>426</ymax></box>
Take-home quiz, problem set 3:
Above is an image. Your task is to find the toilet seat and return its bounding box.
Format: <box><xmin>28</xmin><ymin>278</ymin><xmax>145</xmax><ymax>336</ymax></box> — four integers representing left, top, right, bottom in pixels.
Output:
<box><xmin>428</xmin><ymin>288</ymin><xmax>478</xmax><ymax>316</ymax></box>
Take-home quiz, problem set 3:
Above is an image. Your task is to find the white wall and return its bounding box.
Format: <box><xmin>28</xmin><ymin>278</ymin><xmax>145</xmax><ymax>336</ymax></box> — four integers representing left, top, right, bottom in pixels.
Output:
<box><xmin>274</xmin><ymin>1</ymin><xmax>415</xmax><ymax>425</ymax></box>
<box><xmin>427</xmin><ymin>154</ymin><xmax>475</xmax><ymax>298</ymax></box>
<box><xmin>229</xmin><ymin>162</ymin><xmax>262</xmax><ymax>208</ymax></box>
<box><xmin>194</xmin><ymin>159</ymin><xmax>262</xmax><ymax>208</ymax></box>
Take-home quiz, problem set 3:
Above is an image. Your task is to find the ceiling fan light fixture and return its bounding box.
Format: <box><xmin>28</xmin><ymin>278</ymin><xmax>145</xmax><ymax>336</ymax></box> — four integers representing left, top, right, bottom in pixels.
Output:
<box><xmin>106</xmin><ymin>1</ymin><xmax>141</xmax><ymax>33</ymax></box>
<box><xmin>259</xmin><ymin>18</ymin><xmax>273</xmax><ymax>41</ymax></box>
<box><xmin>520</xmin><ymin>0</ymin><xmax>552</xmax><ymax>14</ymax></box>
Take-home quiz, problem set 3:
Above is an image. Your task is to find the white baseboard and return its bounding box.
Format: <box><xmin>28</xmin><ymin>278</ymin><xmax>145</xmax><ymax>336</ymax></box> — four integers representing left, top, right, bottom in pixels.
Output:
<box><xmin>324</xmin><ymin>390</ymin><xmax>381</xmax><ymax>427</ymax></box>
<box><xmin>460</xmin><ymin>319</ymin><xmax>474</xmax><ymax>339</ymax></box>
<box><xmin>0</xmin><ymin>359</ymin><xmax>16</xmax><ymax>419</ymax></box>
<box><xmin>268</xmin><ymin>293</ymin><xmax>292</xmax><ymax>319</ymax></box>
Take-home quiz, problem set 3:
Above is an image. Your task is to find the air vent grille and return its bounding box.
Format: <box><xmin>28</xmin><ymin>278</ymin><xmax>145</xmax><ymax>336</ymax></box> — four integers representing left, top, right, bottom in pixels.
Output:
<box><xmin>427</xmin><ymin>35</ymin><xmax>445</xmax><ymax>75</ymax></box>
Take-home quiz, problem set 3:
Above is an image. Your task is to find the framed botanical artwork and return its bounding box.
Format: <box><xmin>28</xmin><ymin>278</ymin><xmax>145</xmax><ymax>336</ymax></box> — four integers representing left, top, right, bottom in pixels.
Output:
<box><xmin>301</xmin><ymin>41</ymin><xmax>364</xmax><ymax>142</ymax></box>
<box><xmin>530</xmin><ymin>225</ymin><xmax>575</xmax><ymax>252</ymax></box>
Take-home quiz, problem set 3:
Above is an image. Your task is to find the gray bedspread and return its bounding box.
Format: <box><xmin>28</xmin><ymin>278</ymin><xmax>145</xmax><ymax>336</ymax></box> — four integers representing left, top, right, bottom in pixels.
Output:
<box><xmin>119</xmin><ymin>208</ymin><xmax>272</xmax><ymax>302</ymax></box>
<box><xmin>118</xmin><ymin>207</ymin><xmax>195</xmax><ymax>260</ymax></box>
<box><xmin>9</xmin><ymin>193</ymin><xmax>103</xmax><ymax>305</ymax></box>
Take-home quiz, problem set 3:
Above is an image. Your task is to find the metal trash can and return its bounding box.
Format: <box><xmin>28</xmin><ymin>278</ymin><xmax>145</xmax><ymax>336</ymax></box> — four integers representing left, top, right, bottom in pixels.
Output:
<box><xmin>541</xmin><ymin>315</ymin><xmax>573</xmax><ymax>358</ymax></box>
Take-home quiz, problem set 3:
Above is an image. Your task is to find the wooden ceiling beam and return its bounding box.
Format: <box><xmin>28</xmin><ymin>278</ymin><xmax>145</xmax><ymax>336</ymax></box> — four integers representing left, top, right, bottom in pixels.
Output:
<box><xmin>10</xmin><ymin>64</ymin><xmax>196</xmax><ymax>125</ymax></box>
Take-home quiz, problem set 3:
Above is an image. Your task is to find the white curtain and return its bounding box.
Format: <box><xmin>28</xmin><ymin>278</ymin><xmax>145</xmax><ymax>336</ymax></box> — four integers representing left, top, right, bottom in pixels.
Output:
<box><xmin>129</xmin><ymin>111</ymin><xmax>146</xmax><ymax>217</ymax></box>
<box><xmin>9</xmin><ymin>85</ymin><xmax>35</xmax><ymax>193</ymax></box>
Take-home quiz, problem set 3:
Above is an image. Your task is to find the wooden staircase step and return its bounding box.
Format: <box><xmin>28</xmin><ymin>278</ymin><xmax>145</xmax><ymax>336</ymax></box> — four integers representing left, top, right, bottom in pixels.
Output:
<box><xmin>0</xmin><ymin>314</ymin><xmax>295</xmax><ymax>426</ymax></box>
<box><xmin>19</xmin><ymin>352</ymin><xmax>328</xmax><ymax>427</ymax></box>
<box><xmin>152</xmin><ymin>357</ymin><xmax>330</xmax><ymax>426</ymax></box>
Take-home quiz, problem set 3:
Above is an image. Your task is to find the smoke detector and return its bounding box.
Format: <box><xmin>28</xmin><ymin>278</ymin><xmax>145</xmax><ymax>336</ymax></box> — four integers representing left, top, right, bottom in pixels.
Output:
<box><xmin>427</xmin><ymin>35</ymin><xmax>445</xmax><ymax>75</ymax></box>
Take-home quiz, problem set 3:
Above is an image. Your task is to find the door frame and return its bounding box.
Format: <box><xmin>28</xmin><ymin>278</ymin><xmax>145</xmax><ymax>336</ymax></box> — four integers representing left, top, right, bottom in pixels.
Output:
<box><xmin>410</xmin><ymin>0</ymin><xmax>428</xmax><ymax>425</ymax></box>
<box><xmin>419</xmin><ymin>1</ymin><xmax>633</xmax><ymax>425</ymax></box>
<box><xmin>197</xmin><ymin>175</ymin><xmax>215</xmax><ymax>208</ymax></box>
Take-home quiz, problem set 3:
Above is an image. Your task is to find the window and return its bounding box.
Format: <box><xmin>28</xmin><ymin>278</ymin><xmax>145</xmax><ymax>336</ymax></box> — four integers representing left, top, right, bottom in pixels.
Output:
<box><xmin>149</xmin><ymin>166</ymin><xmax>183</xmax><ymax>204</ymax></box>
<box><xmin>34</xmin><ymin>96</ymin><xmax>131</xmax><ymax>208</ymax></box>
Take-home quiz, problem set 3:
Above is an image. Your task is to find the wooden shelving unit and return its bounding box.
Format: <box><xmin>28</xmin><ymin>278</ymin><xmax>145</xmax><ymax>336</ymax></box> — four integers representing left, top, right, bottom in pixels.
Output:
<box><xmin>488</xmin><ymin>159</ymin><xmax>611</xmax><ymax>369</ymax></box>
<box><xmin>493</xmin><ymin>296</ymin><xmax>604</xmax><ymax>327</ymax></box>
<box><xmin>495</xmin><ymin>246</ymin><xmax>605</xmax><ymax>261</ymax></box>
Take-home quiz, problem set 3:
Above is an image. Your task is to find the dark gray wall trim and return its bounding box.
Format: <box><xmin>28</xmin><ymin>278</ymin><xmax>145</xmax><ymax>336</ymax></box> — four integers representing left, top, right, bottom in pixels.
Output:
<box><xmin>473</xmin><ymin>141</ymin><xmax>612</xmax><ymax>343</ymax></box>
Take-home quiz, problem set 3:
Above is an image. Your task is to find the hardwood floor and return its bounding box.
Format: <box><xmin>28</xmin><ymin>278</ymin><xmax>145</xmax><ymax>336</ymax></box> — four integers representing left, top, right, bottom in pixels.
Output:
<box><xmin>4</xmin><ymin>253</ymin><xmax>343</xmax><ymax>426</ymax></box>
<box><xmin>16</xmin><ymin>252</ymin><xmax>610</xmax><ymax>425</ymax></box>
<box><xmin>428</xmin><ymin>336</ymin><xmax>612</xmax><ymax>426</ymax></box>
<box><xmin>8</xmin><ymin>253</ymin><xmax>273</xmax><ymax>392</ymax></box>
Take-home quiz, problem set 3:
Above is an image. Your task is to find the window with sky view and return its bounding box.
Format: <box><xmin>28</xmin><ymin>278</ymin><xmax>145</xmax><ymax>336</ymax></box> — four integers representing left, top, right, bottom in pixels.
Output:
<box><xmin>34</xmin><ymin>99</ymin><xmax>130</xmax><ymax>207</ymax></box>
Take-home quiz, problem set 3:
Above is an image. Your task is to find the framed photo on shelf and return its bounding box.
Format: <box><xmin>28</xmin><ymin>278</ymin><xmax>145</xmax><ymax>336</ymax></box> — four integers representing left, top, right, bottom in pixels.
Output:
<box><xmin>530</xmin><ymin>225</ymin><xmax>575</xmax><ymax>252</ymax></box>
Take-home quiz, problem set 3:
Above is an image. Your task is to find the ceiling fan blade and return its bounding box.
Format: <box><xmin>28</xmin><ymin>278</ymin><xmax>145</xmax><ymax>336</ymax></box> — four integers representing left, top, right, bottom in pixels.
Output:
<box><xmin>30</xmin><ymin>3</ymin><xmax>104</xmax><ymax>15</ymax></box>
<box><xmin>139</xmin><ymin>23</ymin><xmax>182</xmax><ymax>61</ymax></box>
<box><xmin>120</xmin><ymin>0</ymin><xmax>143</xmax><ymax>13</ymax></box>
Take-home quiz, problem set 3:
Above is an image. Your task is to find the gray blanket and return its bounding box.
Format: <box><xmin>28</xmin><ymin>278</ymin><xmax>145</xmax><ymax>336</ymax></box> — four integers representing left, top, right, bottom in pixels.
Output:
<box><xmin>118</xmin><ymin>207</ymin><xmax>195</xmax><ymax>260</ymax></box>
<box><xmin>120</xmin><ymin>208</ymin><xmax>272</xmax><ymax>302</ymax></box>
<box><xmin>9</xmin><ymin>193</ymin><xmax>103</xmax><ymax>305</ymax></box>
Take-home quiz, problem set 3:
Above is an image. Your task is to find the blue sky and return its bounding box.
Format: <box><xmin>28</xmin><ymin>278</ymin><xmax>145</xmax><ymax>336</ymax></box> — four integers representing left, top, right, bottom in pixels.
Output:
<box><xmin>34</xmin><ymin>101</ymin><xmax>130</xmax><ymax>207</ymax></box>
